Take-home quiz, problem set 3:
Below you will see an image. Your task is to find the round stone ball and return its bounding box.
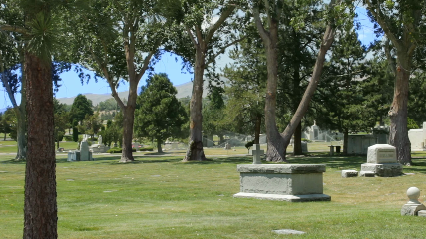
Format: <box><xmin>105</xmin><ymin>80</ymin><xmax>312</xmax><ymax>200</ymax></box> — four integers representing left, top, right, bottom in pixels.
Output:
<box><xmin>407</xmin><ymin>187</ymin><xmax>421</xmax><ymax>200</ymax></box>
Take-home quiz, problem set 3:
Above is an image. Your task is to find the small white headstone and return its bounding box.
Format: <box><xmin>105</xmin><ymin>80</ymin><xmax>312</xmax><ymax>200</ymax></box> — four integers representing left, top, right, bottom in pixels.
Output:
<box><xmin>367</xmin><ymin>144</ymin><xmax>397</xmax><ymax>164</ymax></box>
<box><xmin>252</xmin><ymin>144</ymin><xmax>262</xmax><ymax>164</ymax></box>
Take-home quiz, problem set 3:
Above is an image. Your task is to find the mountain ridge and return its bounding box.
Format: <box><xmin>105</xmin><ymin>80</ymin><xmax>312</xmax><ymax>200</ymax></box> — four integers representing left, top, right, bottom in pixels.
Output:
<box><xmin>57</xmin><ymin>81</ymin><xmax>207</xmax><ymax>106</ymax></box>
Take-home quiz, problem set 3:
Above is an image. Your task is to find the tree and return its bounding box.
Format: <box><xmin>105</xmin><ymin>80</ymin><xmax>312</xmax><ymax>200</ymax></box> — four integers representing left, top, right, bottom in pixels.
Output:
<box><xmin>0</xmin><ymin>108</ymin><xmax>15</xmax><ymax>140</ymax></box>
<box><xmin>53</xmin><ymin>98</ymin><xmax>70</xmax><ymax>149</ymax></box>
<box><xmin>316</xmin><ymin>28</ymin><xmax>369</xmax><ymax>154</ymax></box>
<box><xmin>202</xmin><ymin>85</ymin><xmax>228</xmax><ymax>144</ymax></box>
<box><xmin>67</xmin><ymin>0</ymin><xmax>171</xmax><ymax>162</ymax></box>
<box><xmin>1</xmin><ymin>0</ymin><xmax>64</xmax><ymax>236</ymax></box>
<box><xmin>80</xmin><ymin>112</ymin><xmax>102</xmax><ymax>139</ymax></box>
<box><xmin>223</xmin><ymin>31</ymin><xmax>266</xmax><ymax>144</ymax></box>
<box><xmin>167</xmin><ymin>0</ymin><xmax>243</xmax><ymax>161</ymax></box>
<box><xmin>0</xmin><ymin>8</ymin><xmax>27</xmax><ymax>159</ymax></box>
<box><xmin>364</xmin><ymin>0</ymin><xmax>426</xmax><ymax>165</ymax></box>
<box><xmin>70</xmin><ymin>94</ymin><xmax>94</xmax><ymax>124</ymax></box>
<box><xmin>253</xmin><ymin>0</ymin><xmax>342</xmax><ymax>161</ymax></box>
<box><xmin>135</xmin><ymin>73</ymin><xmax>188</xmax><ymax>153</ymax></box>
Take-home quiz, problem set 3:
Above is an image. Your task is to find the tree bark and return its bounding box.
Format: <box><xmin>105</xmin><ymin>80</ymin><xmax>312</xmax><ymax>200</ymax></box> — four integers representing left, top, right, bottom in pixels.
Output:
<box><xmin>0</xmin><ymin>51</ymin><xmax>26</xmax><ymax>160</ymax></box>
<box><xmin>278</xmin><ymin>19</ymin><xmax>336</xmax><ymax>160</ymax></box>
<box><xmin>157</xmin><ymin>139</ymin><xmax>163</xmax><ymax>153</ymax></box>
<box><xmin>262</xmin><ymin>20</ymin><xmax>286</xmax><ymax>162</ymax></box>
<box><xmin>119</xmin><ymin>100</ymin><xmax>136</xmax><ymax>162</ymax></box>
<box><xmin>15</xmin><ymin>98</ymin><xmax>27</xmax><ymax>160</ymax></box>
<box><xmin>388</xmin><ymin>53</ymin><xmax>411</xmax><ymax>165</ymax></box>
<box><xmin>23</xmin><ymin>52</ymin><xmax>57</xmax><ymax>239</ymax></box>
<box><xmin>293</xmin><ymin>122</ymin><xmax>303</xmax><ymax>155</ymax></box>
<box><xmin>254</xmin><ymin>114</ymin><xmax>261</xmax><ymax>144</ymax></box>
<box><xmin>183</xmin><ymin>46</ymin><xmax>207</xmax><ymax>161</ymax></box>
<box><xmin>343</xmin><ymin>128</ymin><xmax>348</xmax><ymax>155</ymax></box>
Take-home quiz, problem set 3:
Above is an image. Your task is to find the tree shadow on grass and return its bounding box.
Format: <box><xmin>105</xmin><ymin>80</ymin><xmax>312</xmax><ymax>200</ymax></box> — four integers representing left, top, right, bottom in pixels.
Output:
<box><xmin>0</xmin><ymin>158</ymin><xmax>26</xmax><ymax>164</ymax></box>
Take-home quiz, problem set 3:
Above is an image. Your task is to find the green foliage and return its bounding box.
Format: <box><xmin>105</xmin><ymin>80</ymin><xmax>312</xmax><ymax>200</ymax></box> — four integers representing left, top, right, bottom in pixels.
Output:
<box><xmin>101</xmin><ymin>115</ymin><xmax>122</xmax><ymax>147</ymax></box>
<box><xmin>0</xmin><ymin>108</ymin><xmax>16</xmax><ymax>140</ymax></box>
<box><xmin>95</xmin><ymin>98</ymin><xmax>119</xmax><ymax>111</ymax></box>
<box><xmin>407</xmin><ymin>118</ymin><xmax>419</xmax><ymax>130</ymax></box>
<box><xmin>80</xmin><ymin>112</ymin><xmax>102</xmax><ymax>138</ymax></box>
<box><xmin>244</xmin><ymin>140</ymin><xmax>254</xmax><ymax>150</ymax></box>
<box><xmin>106</xmin><ymin>147</ymin><xmax>122</xmax><ymax>153</ymax></box>
<box><xmin>301</xmin><ymin>138</ymin><xmax>312</xmax><ymax>143</ymax></box>
<box><xmin>70</xmin><ymin>94</ymin><xmax>94</xmax><ymax>123</ymax></box>
<box><xmin>139</xmin><ymin>146</ymin><xmax>154</xmax><ymax>151</ymax></box>
<box><xmin>107</xmin><ymin>147</ymin><xmax>136</xmax><ymax>153</ymax></box>
<box><xmin>72</xmin><ymin>127</ymin><xmax>79</xmax><ymax>142</ymax></box>
<box><xmin>316</xmin><ymin>27</ymin><xmax>371</xmax><ymax>134</ymax></box>
<box><xmin>134</xmin><ymin>74</ymin><xmax>188</xmax><ymax>145</ymax></box>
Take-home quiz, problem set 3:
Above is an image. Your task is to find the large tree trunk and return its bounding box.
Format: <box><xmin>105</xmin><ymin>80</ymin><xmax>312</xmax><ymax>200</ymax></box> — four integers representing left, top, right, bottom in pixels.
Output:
<box><xmin>184</xmin><ymin>47</ymin><xmax>207</xmax><ymax>161</ymax></box>
<box><xmin>23</xmin><ymin>52</ymin><xmax>57</xmax><ymax>238</ymax></box>
<box><xmin>388</xmin><ymin>53</ymin><xmax>411</xmax><ymax>165</ymax></box>
<box><xmin>263</xmin><ymin>20</ymin><xmax>286</xmax><ymax>162</ymax></box>
<box><xmin>119</xmin><ymin>97</ymin><xmax>136</xmax><ymax>163</ymax></box>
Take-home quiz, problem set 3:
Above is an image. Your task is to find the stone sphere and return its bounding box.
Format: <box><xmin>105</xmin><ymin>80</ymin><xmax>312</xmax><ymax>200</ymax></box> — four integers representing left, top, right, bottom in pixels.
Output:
<box><xmin>407</xmin><ymin>187</ymin><xmax>421</xmax><ymax>200</ymax></box>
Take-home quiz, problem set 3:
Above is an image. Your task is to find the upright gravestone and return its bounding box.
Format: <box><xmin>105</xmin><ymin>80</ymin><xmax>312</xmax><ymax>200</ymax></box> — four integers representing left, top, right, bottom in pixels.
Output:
<box><xmin>80</xmin><ymin>140</ymin><xmax>93</xmax><ymax>161</ymax></box>
<box><xmin>251</xmin><ymin>144</ymin><xmax>262</xmax><ymax>164</ymax></box>
<box><xmin>360</xmin><ymin>144</ymin><xmax>402</xmax><ymax>177</ymax></box>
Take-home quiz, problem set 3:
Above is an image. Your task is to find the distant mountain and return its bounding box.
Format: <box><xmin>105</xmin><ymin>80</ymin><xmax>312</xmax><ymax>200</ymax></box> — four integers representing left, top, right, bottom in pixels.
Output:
<box><xmin>57</xmin><ymin>81</ymin><xmax>208</xmax><ymax>106</ymax></box>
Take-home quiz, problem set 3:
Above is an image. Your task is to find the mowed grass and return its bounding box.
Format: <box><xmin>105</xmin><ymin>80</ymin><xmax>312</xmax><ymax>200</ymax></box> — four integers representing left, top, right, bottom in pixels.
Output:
<box><xmin>2</xmin><ymin>153</ymin><xmax>426</xmax><ymax>238</ymax></box>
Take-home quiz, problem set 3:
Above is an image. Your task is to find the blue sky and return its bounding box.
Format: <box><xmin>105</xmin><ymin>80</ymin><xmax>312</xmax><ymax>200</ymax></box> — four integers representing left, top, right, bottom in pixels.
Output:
<box><xmin>1</xmin><ymin>7</ymin><xmax>377</xmax><ymax>110</ymax></box>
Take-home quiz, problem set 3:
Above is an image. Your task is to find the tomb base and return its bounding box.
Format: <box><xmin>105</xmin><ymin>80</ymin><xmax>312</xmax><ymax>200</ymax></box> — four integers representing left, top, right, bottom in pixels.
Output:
<box><xmin>234</xmin><ymin>164</ymin><xmax>330</xmax><ymax>202</ymax></box>
<box><xmin>360</xmin><ymin>163</ymin><xmax>403</xmax><ymax>177</ymax></box>
<box><xmin>233</xmin><ymin>192</ymin><xmax>331</xmax><ymax>202</ymax></box>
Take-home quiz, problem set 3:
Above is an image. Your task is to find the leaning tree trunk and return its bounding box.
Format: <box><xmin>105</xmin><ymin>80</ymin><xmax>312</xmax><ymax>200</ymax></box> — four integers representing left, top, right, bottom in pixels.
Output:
<box><xmin>279</xmin><ymin>19</ymin><xmax>336</xmax><ymax>160</ymax></box>
<box><xmin>388</xmin><ymin>54</ymin><xmax>411</xmax><ymax>165</ymax></box>
<box><xmin>23</xmin><ymin>52</ymin><xmax>57</xmax><ymax>238</ymax></box>
<box><xmin>184</xmin><ymin>47</ymin><xmax>207</xmax><ymax>161</ymax></box>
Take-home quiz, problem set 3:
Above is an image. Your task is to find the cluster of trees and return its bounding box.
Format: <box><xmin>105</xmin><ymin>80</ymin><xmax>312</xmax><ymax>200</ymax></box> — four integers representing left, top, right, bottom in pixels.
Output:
<box><xmin>1</xmin><ymin>0</ymin><xmax>425</xmax><ymax>237</ymax></box>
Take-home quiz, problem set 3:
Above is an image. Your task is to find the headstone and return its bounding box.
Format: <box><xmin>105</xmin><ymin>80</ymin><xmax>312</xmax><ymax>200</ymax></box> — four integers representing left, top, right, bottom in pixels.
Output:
<box><xmin>224</xmin><ymin>143</ymin><xmax>231</xmax><ymax>150</ymax></box>
<box><xmin>249</xmin><ymin>144</ymin><xmax>264</xmax><ymax>156</ymax></box>
<box><xmin>301</xmin><ymin>142</ymin><xmax>308</xmax><ymax>153</ymax></box>
<box><xmin>233</xmin><ymin>164</ymin><xmax>331</xmax><ymax>202</ymax></box>
<box><xmin>401</xmin><ymin>187</ymin><xmax>426</xmax><ymax>216</ymax></box>
<box><xmin>67</xmin><ymin>151</ymin><xmax>80</xmax><ymax>161</ymax></box>
<box><xmin>79</xmin><ymin>141</ymin><xmax>93</xmax><ymax>161</ymax></box>
<box><xmin>341</xmin><ymin>170</ymin><xmax>358</xmax><ymax>178</ymax></box>
<box><xmin>251</xmin><ymin>144</ymin><xmax>262</xmax><ymax>164</ymax></box>
<box><xmin>98</xmin><ymin>135</ymin><xmax>103</xmax><ymax>145</ymax></box>
<box><xmin>360</xmin><ymin>144</ymin><xmax>402</xmax><ymax>177</ymax></box>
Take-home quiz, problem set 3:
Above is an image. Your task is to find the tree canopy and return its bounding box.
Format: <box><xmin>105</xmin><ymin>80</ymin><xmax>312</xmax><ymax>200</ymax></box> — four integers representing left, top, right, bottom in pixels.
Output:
<box><xmin>135</xmin><ymin>73</ymin><xmax>187</xmax><ymax>153</ymax></box>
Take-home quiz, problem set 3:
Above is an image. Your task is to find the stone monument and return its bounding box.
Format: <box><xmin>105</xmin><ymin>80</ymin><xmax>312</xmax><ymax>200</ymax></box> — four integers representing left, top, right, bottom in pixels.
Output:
<box><xmin>90</xmin><ymin>135</ymin><xmax>109</xmax><ymax>153</ymax></box>
<box><xmin>401</xmin><ymin>187</ymin><xmax>426</xmax><ymax>216</ymax></box>
<box><xmin>234</xmin><ymin>164</ymin><xmax>331</xmax><ymax>202</ymax></box>
<box><xmin>251</xmin><ymin>144</ymin><xmax>262</xmax><ymax>164</ymax></box>
<box><xmin>79</xmin><ymin>137</ymin><xmax>93</xmax><ymax>161</ymax></box>
<box><xmin>360</xmin><ymin>144</ymin><xmax>402</xmax><ymax>177</ymax></box>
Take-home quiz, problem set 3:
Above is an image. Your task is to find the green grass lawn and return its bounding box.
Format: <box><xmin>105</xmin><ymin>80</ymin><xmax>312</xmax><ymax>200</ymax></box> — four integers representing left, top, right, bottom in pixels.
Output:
<box><xmin>1</xmin><ymin>153</ymin><xmax>426</xmax><ymax>238</ymax></box>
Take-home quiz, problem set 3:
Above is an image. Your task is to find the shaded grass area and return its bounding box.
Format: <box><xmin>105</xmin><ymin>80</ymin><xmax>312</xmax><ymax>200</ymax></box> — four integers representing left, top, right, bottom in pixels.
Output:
<box><xmin>1</xmin><ymin>154</ymin><xmax>426</xmax><ymax>238</ymax></box>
